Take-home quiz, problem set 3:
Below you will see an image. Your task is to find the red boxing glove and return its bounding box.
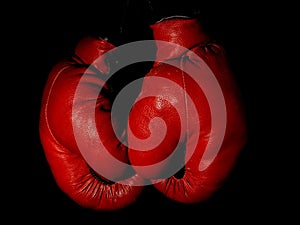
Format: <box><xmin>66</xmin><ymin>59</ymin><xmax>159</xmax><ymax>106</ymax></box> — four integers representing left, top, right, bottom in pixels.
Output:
<box><xmin>39</xmin><ymin>36</ymin><xmax>143</xmax><ymax>210</ymax></box>
<box><xmin>128</xmin><ymin>17</ymin><xmax>247</xmax><ymax>203</ymax></box>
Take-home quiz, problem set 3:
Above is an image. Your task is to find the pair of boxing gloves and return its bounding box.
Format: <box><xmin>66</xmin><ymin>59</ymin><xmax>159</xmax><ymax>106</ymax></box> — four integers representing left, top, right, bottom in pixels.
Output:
<box><xmin>39</xmin><ymin>17</ymin><xmax>247</xmax><ymax>210</ymax></box>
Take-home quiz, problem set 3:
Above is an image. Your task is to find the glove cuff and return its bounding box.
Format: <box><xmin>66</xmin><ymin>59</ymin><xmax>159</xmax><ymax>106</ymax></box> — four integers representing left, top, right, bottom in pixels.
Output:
<box><xmin>150</xmin><ymin>17</ymin><xmax>210</xmax><ymax>61</ymax></box>
<box><xmin>74</xmin><ymin>36</ymin><xmax>115</xmax><ymax>74</ymax></box>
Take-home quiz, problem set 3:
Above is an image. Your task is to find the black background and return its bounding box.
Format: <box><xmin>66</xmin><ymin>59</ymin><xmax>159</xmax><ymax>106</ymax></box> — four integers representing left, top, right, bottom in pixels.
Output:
<box><xmin>8</xmin><ymin>0</ymin><xmax>295</xmax><ymax>224</ymax></box>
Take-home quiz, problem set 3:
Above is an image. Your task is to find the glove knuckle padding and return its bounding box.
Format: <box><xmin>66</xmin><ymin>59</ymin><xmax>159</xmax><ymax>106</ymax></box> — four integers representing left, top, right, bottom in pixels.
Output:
<box><xmin>128</xmin><ymin>18</ymin><xmax>247</xmax><ymax>203</ymax></box>
<box><xmin>39</xmin><ymin>36</ymin><xmax>143</xmax><ymax>210</ymax></box>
